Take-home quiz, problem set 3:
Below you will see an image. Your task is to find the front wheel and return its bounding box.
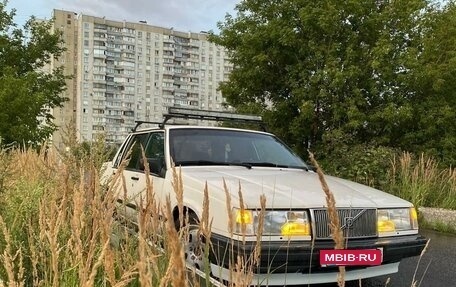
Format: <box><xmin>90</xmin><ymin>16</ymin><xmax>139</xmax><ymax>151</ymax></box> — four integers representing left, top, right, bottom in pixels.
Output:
<box><xmin>177</xmin><ymin>214</ymin><xmax>206</xmax><ymax>270</ymax></box>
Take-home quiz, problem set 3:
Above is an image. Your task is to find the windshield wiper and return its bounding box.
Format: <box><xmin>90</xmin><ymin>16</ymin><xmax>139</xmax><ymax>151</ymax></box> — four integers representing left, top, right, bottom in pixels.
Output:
<box><xmin>242</xmin><ymin>162</ymin><xmax>308</xmax><ymax>171</ymax></box>
<box><xmin>175</xmin><ymin>160</ymin><xmax>308</xmax><ymax>170</ymax></box>
<box><xmin>175</xmin><ymin>160</ymin><xmax>252</xmax><ymax>169</ymax></box>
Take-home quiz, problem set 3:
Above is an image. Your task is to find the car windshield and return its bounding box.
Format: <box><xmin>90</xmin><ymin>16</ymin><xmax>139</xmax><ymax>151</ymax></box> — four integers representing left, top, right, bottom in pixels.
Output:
<box><xmin>169</xmin><ymin>128</ymin><xmax>308</xmax><ymax>169</ymax></box>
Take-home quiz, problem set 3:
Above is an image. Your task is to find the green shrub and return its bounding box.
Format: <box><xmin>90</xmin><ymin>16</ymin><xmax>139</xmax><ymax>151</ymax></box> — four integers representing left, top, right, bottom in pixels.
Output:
<box><xmin>386</xmin><ymin>153</ymin><xmax>456</xmax><ymax>209</ymax></box>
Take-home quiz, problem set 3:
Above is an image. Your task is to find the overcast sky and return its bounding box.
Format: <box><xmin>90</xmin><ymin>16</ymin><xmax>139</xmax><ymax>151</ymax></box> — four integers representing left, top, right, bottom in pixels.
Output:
<box><xmin>6</xmin><ymin>0</ymin><xmax>240</xmax><ymax>33</ymax></box>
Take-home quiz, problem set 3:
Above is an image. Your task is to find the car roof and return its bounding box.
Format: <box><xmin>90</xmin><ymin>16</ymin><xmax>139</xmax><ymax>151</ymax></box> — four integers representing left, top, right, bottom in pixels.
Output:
<box><xmin>132</xmin><ymin>125</ymin><xmax>273</xmax><ymax>136</ymax></box>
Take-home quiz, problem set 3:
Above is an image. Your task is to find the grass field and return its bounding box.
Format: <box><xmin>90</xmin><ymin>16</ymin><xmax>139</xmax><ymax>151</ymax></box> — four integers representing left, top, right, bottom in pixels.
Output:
<box><xmin>0</xmin><ymin>144</ymin><xmax>447</xmax><ymax>286</ymax></box>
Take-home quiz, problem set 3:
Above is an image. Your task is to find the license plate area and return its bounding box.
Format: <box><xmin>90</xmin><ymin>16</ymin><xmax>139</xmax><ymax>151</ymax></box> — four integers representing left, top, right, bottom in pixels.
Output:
<box><xmin>320</xmin><ymin>248</ymin><xmax>383</xmax><ymax>267</ymax></box>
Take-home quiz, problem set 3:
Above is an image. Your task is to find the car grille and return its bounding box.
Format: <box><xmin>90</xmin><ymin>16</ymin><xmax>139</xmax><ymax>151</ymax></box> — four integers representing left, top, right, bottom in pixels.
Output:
<box><xmin>312</xmin><ymin>208</ymin><xmax>377</xmax><ymax>239</ymax></box>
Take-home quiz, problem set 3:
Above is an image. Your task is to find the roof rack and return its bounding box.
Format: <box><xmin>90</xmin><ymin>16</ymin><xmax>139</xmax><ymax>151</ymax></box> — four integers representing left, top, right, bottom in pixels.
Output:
<box><xmin>164</xmin><ymin>107</ymin><xmax>262</xmax><ymax>123</ymax></box>
<box><xmin>132</xmin><ymin>107</ymin><xmax>264</xmax><ymax>132</ymax></box>
<box><xmin>132</xmin><ymin>121</ymin><xmax>162</xmax><ymax>132</ymax></box>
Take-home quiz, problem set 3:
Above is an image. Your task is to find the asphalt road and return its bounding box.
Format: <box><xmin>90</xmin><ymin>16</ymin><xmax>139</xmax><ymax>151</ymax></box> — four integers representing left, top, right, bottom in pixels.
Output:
<box><xmin>362</xmin><ymin>229</ymin><xmax>456</xmax><ymax>287</ymax></box>
<box><xmin>317</xmin><ymin>229</ymin><xmax>456</xmax><ymax>287</ymax></box>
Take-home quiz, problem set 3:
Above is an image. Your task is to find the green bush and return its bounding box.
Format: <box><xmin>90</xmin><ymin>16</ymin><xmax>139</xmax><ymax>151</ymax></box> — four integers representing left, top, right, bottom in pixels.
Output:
<box><xmin>385</xmin><ymin>153</ymin><xmax>456</xmax><ymax>209</ymax></box>
<box><xmin>316</xmin><ymin>130</ymin><xmax>398</xmax><ymax>188</ymax></box>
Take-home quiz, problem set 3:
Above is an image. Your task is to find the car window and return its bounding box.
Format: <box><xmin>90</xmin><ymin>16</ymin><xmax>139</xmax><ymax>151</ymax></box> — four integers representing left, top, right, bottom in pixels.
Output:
<box><xmin>145</xmin><ymin>132</ymin><xmax>164</xmax><ymax>158</ymax></box>
<box><xmin>253</xmin><ymin>137</ymin><xmax>301</xmax><ymax>165</ymax></box>
<box><xmin>140</xmin><ymin>132</ymin><xmax>166</xmax><ymax>176</ymax></box>
<box><xmin>169</xmin><ymin>128</ymin><xmax>307</xmax><ymax>168</ymax></box>
<box><xmin>125</xmin><ymin>133</ymin><xmax>150</xmax><ymax>170</ymax></box>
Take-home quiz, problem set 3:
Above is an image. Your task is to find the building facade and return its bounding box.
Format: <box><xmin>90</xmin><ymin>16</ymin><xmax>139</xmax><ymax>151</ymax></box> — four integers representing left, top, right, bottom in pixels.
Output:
<box><xmin>51</xmin><ymin>9</ymin><xmax>232</xmax><ymax>149</ymax></box>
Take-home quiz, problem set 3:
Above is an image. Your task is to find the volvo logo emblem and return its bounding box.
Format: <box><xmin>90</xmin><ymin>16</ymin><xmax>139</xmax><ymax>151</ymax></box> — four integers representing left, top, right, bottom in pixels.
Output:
<box><xmin>344</xmin><ymin>217</ymin><xmax>354</xmax><ymax>228</ymax></box>
<box><xmin>341</xmin><ymin>209</ymin><xmax>367</xmax><ymax>230</ymax></box>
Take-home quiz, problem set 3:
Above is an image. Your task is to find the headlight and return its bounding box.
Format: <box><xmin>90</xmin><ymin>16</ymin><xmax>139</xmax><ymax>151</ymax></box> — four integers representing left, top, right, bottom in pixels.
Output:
<box><xmin>377</xmin><ymin>207</ymin><xmax>418</xmax><ymax>236</ymax></box>
<box><xmin>233</xmin><ymin>209</ymin><xmax>311</xmax><ymax>237</ymax></box>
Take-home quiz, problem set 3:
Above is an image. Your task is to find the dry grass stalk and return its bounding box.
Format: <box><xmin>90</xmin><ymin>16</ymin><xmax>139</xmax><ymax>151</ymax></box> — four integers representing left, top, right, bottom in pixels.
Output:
<box><xmin>228</xmin><ymin>184</ymin><xmax>266</xmax><ymax>287</ymax></box>
<box><xmin>43</xmin><ymin>191</ymin><xmax>66</xmax><ymax>287</ymax></box>
<box><xmin>82</xmin><ymin>239</ymin><xmax>110</xmax><ymax>287</ymax></box>
<box><xmin>411</xmin><ymin>238</ymin><xmax>430</xmax><ymax>287</ymax></box>
<box><xmin>200</xmin><ymin>182</ymin><xmax>214</xmax><ymax>286</ymax></box>
<box><xmin>137</xmin><ymin>202</ymin><xmax>154</xmax><ymax>287</ymax></box>
<box><xmin>223</xmin><ymin>179</ymin><xmax>233</xmax><ymax>236</ymax></box>
<box><xmin>223</xmin><ymin>179</ymin><xmax>235</xmax><ymax>284</ymax></box>
<box><xmin>0</xmin><ymin>216</ymin><xmax>25</xmax><ymax>287</ymax></box>
<box><xmin>160</xmin><ymin>198</ymin><xmax>187</xmax><ymax>287</ymax></box>
<box><xmin>200</xmin><ymin>182</ymin><xmax>212</xmax><ymax>239</ymax></box>
<box><xmin>71</xmin><ymin>161</ymin><xmax>106</xmax><ymax>286</ymax></box>
<box><xmin>27</xmin><ymin>225</ymin><xmax>41</xmax><ymax>287</ymax></box>
<box><xmin>231</xmin><ymin>255</ymin><xmax>254</xmax><ymax>287</ymax></box>
<box><xmin>253</xmin><ymin>195</ymin><xmax>266</xmax><ymax>266</ymax></box>
<box><xmin>171</xmin><ymin>164</ymin><xmax>185</xmax><ymax>231</ymax></box>
<box><xmin>238</xmin><ymin>182</ymin><xmax>247</xmax><ymax>244</ymax></box>
<box><xmin>137</xmin><ymin>147</ymin><xmax>157</xmax><ymax>287</ymax></box>
<box><xmin>111</xmin><ymin>269</ymin><xmax>140</xmax><ymax>287</ymax></box>
<box><xmin>100</xmin><ymin>193</ymin><xmax>117</xmax><ymax>285</ymax></box>
<box><xmin>70</xmin><ymin>166</ymin><xmax>86</xmax><ymax>282</ymax></box>
<box><xmin>309</xmin><ymin>151</ymin><xmax>345</xmax><ymax>287</ymax></box>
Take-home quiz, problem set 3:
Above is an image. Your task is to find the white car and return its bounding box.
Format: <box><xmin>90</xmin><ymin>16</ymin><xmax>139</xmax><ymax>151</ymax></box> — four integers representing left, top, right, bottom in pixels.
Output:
<box><xmin>102</xmin><ymin>107</ymin><xmax>427</xmax><ymax>286</ymax></box>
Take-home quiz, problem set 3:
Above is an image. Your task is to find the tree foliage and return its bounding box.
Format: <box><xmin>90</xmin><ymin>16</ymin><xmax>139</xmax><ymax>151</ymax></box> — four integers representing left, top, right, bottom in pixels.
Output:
<box><xmin>211</xmin><ymin>0</ymin><xmax>455</xmax><ymax>167</ymax></box>
<box><xmin>0</xmin><ymin>1</ymin><xmax>68</xmax><ymax>147</ymax></box>
<box><xmin>404</xmin><ymin>2</ymin><xmax>456</xmax><ymax>166</ymax></box>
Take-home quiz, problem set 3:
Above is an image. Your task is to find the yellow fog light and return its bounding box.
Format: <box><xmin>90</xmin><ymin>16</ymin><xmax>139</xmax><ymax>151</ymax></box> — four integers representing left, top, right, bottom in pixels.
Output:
<box><xmin>378</xmin><ymin>220</ymin><xmax>396</xmax><ymax>232</ymax></box>
<box><xmin>235</xmin><ymin>209</ymin><xmax>253</xmax><ymax>224</ymax></box>
<box><xmin>281</xmin><ymin>222</ymin><xmax>310</xmax><ymax>236</ymax></box>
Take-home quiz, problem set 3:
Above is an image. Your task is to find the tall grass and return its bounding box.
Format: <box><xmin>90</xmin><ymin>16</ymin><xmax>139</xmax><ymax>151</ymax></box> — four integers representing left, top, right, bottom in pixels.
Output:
<box><xmin>0</xmin><ymin>141</ymin><xmax>268</xmax><ymax>287</ymax></box>
<box><xmin>387</xmin><ymin>152</ymin><xmax>456</xmax><ymax>210</ymax></box>
<box><xmin>0</xmin><ymin>144</ymin><xmax>434</xmax><ymax>287</ymax></box>
<box><xmin>0</xmin><ymin>144</ymin><xmax>190</xmax><ymax>287</ymax></box>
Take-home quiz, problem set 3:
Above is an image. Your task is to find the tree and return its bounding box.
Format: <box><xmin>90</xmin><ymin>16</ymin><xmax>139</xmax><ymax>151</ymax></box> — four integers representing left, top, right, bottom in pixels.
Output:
<box><xmin>0</xmin><ymin>1</ymin><xmax>68</xmax><ymax>147</ymax></box>
<box><xmin>403</xmin><ymin>2</ymin><xmax>456</xmax><ymax>166</ymax></box>
<box><xmin>210</xmin><ymin>0</ymin><xmax>429</xmax><ymax>158</ymax></box>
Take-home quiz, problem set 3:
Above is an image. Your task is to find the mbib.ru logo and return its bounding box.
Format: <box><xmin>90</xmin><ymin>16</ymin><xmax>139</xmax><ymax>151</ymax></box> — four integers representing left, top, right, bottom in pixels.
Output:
<box><xmin>320</xmin><ymin>249</ymin><xmax>382</xmax><ymax>266</ymax></box>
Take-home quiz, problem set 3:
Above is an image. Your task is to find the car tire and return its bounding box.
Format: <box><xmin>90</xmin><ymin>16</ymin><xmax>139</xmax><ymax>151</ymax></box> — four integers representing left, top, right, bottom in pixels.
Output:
<box><xmin>176</xmin><ymin>213</ymin><xmax>207</xmax><ymax>271</ymax></box>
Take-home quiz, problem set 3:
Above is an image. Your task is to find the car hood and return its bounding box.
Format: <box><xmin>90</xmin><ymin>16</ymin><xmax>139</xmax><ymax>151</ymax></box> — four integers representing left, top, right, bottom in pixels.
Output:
<box><xmin>180</xmin><ymin>166</ymin><xmax>412</xmax><ymax>209</ymax></box>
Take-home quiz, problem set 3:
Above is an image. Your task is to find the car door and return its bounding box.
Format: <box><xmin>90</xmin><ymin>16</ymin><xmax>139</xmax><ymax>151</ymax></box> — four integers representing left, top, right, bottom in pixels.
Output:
<box><xmin>141</xmin><ymin>131</ymin><xmax>166</xmax><ymax>203</ymax></box>
<box><xmin>119</xmin><ymin>131</ymin><xmax>166</xmax><ymax>223</ymax></box>
<box><xmin>116</xmin><ymin>132</ymin><xmax>150</xmax><ymax>222</ymax></box>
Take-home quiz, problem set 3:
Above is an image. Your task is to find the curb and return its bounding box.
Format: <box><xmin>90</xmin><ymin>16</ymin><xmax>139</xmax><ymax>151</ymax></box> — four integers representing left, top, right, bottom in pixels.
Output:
<box><xmin>418</xmin><ymin>207</ymin><xmax>456</xmax><ymax>230</ymax></box>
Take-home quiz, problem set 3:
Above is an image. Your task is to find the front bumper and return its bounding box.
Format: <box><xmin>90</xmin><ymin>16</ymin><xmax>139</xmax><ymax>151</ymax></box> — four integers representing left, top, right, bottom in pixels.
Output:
<box><xmin>209</xmin><ymin>233</ymin><xmax>428</xmax><ymax>274</ymax></box>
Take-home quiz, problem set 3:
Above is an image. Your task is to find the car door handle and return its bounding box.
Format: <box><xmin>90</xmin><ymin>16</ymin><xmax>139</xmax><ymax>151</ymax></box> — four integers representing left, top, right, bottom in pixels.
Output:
<box><xmin>131</xmin><ymin>176</ymin><xmax>139</xmax><ymax>181</ymax></box>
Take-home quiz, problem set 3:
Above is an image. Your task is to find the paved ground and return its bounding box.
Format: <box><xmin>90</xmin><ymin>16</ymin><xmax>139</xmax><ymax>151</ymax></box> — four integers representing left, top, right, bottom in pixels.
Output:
<box><xmin>362</xmin><ymin>229</ymin><xmax>456</xmax><ymax>287</ymax></box>
<box><xmin>308</xmin><ymin>228</ymin><xmax>456</xmax><ymax>287</ymax></box>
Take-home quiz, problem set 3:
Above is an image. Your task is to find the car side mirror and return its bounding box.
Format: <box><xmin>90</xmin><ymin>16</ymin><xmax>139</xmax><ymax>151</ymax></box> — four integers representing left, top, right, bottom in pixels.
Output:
<box><xmin>140</xmin><ymin>157</ymin><xmax>166</xmax><ymax>176</ymax></box>
<box><xmin>306</xmin><ymin>163</ymin><xmax>317</xmax><ymax>172</ymax></box>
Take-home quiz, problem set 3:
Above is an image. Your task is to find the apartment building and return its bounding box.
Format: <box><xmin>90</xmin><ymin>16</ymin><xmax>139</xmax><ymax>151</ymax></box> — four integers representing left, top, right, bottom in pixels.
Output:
<box><xmin>50</xmin><ymin>9</ymin><xmax>232</xmax><ymax>149</ymax></box>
